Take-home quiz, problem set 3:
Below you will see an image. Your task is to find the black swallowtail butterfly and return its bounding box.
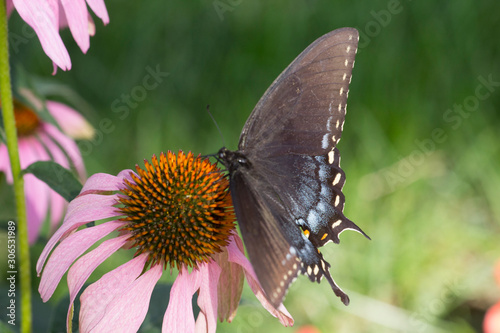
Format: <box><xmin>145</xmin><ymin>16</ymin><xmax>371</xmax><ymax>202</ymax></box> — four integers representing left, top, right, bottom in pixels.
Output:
<box><xmin>218</xmin><ymin>28</ymin><xmax>369</xmax><ymax>307</ymax></box>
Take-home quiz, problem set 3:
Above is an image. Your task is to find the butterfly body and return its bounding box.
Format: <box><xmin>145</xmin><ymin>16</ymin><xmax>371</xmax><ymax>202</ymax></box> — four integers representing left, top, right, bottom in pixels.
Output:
<box><xmin>218</xmin><ymin>27</ymin><xmax>369</xmax><ymax>307</ymax></box>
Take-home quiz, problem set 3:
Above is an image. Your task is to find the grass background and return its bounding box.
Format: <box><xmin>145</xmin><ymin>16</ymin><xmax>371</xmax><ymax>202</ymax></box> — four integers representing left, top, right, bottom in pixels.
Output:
<box><xmin>1</xmin><ymin>0</ymin><xmax>500</xmax><ymax>332</ymax></box>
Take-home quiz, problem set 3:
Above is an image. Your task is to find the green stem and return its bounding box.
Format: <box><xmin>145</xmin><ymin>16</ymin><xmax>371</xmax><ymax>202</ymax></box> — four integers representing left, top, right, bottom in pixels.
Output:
<box><xmin>0</xmin><ymin>2</ymin><xmax>32</xmax><ymax>333</ymax></box>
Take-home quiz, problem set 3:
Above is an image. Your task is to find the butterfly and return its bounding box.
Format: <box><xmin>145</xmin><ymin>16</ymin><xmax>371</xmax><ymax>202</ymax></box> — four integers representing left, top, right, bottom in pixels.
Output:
<box><xmin>218</xmin><ymin>27</ymin><xmax>369</xmax><ymax>307</ymax></box>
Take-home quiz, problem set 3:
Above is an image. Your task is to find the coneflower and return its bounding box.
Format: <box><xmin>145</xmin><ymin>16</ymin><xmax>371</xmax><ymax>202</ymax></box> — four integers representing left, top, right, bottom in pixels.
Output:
<box><xmin>37</xmin><ymin>151</ymin><xmax>293</xmax><ymax>333</ymax></box>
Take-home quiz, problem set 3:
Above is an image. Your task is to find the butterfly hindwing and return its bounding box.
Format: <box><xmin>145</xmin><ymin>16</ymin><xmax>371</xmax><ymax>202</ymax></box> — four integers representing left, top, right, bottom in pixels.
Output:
<box><xmin>258</xmin><ymin>149</ymin><xmax>369</xmax><ymax>248</ymax></box>
<box><xmin>228</xmin><ymin>158</ymin><xmax>352</xmax><ymax>306</ymax></box>
<box><xmin>228</xmin><ymin>165</ymin><xmax>301</xmax><ymax>306</ymax></box>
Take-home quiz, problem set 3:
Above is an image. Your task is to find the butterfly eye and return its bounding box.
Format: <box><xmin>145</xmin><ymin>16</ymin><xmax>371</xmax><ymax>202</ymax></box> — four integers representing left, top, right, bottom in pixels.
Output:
<box><xmin>237</xmin><ymin>157</ymin><xmax>247</xmax><ymax>165</ymax></box>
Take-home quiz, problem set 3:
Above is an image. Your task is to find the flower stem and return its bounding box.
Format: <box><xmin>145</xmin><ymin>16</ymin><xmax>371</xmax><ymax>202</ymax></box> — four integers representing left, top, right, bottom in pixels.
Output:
<box><xmin>0</xmin><ymin>2</ymin><xmax>32</xmax><ymax>333</ymax></box>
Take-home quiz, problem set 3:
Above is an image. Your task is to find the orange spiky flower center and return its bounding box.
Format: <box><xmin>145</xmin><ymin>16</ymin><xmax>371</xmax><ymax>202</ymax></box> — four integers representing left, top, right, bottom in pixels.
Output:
<box><xmin>117</xmin><ymin>151</ymin><xmax>235</xmax><ymax>270</ymax></box>
<box><xmin>13</xmin><ymin>100</ymin><xmax>41</xmax><ymax>136</ymax></box>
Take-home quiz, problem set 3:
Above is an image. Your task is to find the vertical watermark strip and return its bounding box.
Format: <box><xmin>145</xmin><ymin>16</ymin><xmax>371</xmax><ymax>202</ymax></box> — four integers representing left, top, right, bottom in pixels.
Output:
<box><xmin>0</xmin><ymin>2</ymin><xmax>32</xmax><ymax>332</ymax></box>
<box><xmin>6</xmin><ymin>221</ymin><xmax>17</xmax><ymax>326</ymax></box>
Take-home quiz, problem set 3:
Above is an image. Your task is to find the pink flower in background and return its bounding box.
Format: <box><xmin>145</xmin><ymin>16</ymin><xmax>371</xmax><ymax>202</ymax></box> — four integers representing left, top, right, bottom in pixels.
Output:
<box><xmin>37</xmin><ymin>152</ymin><xmax>293</xmax><ymax>333</ymax></box>
<box><xmin>485</xmin><ymin>303</ymin><xmax>500</xmax><ymax>333</ymax></box>
<box><xmin>295</xmin><ymin>325</ymin><xmax>322</xmax><ymax>333</ymax></box>
<box><xmin>0</xmin><ymin>94</ymin><xmax>93</xmax><ymax>243</ymax></box>
<box><xmin>7</xmin><ymin>0</ymin><xmax>109</xmax><ymax>73</ymax></box>
<box><xmin>484</xmin><ymin>261</ymin><xmax>500</xmax><ymax>333</ymax></box>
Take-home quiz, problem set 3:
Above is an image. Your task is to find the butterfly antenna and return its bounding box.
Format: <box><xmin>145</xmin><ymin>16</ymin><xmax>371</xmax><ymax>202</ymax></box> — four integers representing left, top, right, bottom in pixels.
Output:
<box><xmin>206</xmin><ymin>104</ymin><xmax>227</xmax><ymax>148</ymax></box>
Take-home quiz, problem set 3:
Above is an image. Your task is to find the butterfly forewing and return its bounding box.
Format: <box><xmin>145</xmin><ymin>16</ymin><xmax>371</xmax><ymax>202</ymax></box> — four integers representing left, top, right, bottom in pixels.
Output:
<box><xmin>239</xmin><ymin>28</ymin><xmax>359</xmax><ymax>156</ymax></box>
<box><xmin>229</xmin><ymin>169</ymin><xmax>301</xmax><ymax>306</ymax></box>
<box><xmin>219</xmin><ymin>27</ymin><xmax>368</xmax><ymax>308</ymax></box>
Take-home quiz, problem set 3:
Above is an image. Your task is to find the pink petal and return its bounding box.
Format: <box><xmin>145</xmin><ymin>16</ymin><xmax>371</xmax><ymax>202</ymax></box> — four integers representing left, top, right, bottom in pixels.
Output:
<box><xmin>87</xmin><ymin>14</ymin><xmax>96</xmax><ymax>36</ymax></box>
<box><xmin>46</xmin><ymin>100</ymin><xmax>95</xmax><ymax>140</ymax></box>
<box><xmin>6</xmin><ymin>0</ymin><xmax>14</xmax><ymax>17</ymax></box>
<box><xmin>91</xmin><ymin>263</ymin><xmax>162</xmax><ymax>333</ymax></box>
<box><xmin>80</xmin><ymin>170</ymin><xmax>133</xmax><ymax>195</ymax></box>
<box><xmin>38</xmin><ymin>131</ymin><xmax>70</xmax><ymax>168</ymax></box>
<box><xmin>57</xmin><ymin>1</ymin><xmax>68</xmax><ymax>29</ymax></box>
<box><xmin>66</xmin><ymin>234</ymin><xmax>129</xmax><ymax>331</ymax></box>
<box><xmin>64</xmin><ymin>193</ymin><xmax>118</xmax><ymax>224</ymax></box>
<box><xmin>0</xmin><ymin>143</ymin><xmax>13</xmax><ymax>182</ymax></box>
<box><xmin>60</xmin><ymin>0</ymin><xmax>90</xmax><ymax>52</ymax></box>
<box><xmin>38</xmin><ymin>131</ymin><xmax>70</xmax><ymax>228</ymax></box>
<box><xmin>43</xmin><ymin>123</ymin><xmax>86</xmax><ymax>180</ymax></box>
<box><xmin>25</xmin><ymin>174</ymin><xmax>50</xmax><ymax>243</ymax></box>
<box><xmin>195</xmin><ymin>262</ymin><xmax>221</xmax><ymax>333</ymax></box>
<box><xmin>212</xmin><ymin>242</ymin><xmax>244</xmax><ymax>322</ymax></box>
<box><xmin>86</xmin><ymin>0</ymin><xmax>109</xmax><ymax>24</ymax></box>
<box><xmin>163</xmin><ymin>266</ymin><xmax>202</xmax><ymax>333</ymax></box>
<box><xmin>21</xmin><ymin>138</ymin><xmax>51</xmax><ymax>243</ymax></box>
<box><xmin>37</xmin><ymin>169</ymin><xmax>133</xmax><ymax>269</ymax></box>
<box><xmin>49</xmin><ymin>190</ymin><xmax>66</xmax><ymax>231</ymax></box>
<box><xmin>12</xmin><ymin>0</ymin><xmax>71</xmax><ymax>70</ymax></box>
<box><xmin>195</xmin><ymin>312</ymin><xmax>209</xmax><ymax>333</ymax></box>
<box><xmin>226</xmin><ymin>234</ymin><xmax>294</xmax><ymax>327</ymax></box>
<box><xmin>79</xmin><ymin>254</ymin><xmax>152</xmax><ymax>332</ymax></box>
<box><xmin>36</xmin><ymin>193</ymin><xmax>122</xmax><ymax>274</ymax></box>
<box><xmin>39</xmin><ymin>220</ymin><xmax>124</xmax><ymax>301</ymax></box>
<box><xmin>18</xmin><ymin>137</ymin><xmax>41</xmax><ymax>168</ymax></box>
<box><xmin>118</xmin><ymin>169</ymin><xmax>136</xmax><ymax>182</ymax></box>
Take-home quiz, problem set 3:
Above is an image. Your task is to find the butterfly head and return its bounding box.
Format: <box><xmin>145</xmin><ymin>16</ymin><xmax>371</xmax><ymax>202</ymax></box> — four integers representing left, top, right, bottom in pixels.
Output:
<box><xmin>217</xmin><ymin>147</ymin><xmax>250</xmax><ymax>173</ymax></box>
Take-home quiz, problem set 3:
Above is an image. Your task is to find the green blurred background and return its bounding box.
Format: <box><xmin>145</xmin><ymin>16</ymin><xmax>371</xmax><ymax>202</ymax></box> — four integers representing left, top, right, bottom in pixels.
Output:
<box><xmin>2</xmin><ymin>0</ymin><xmax>500</xmax><ymax>332</ymax></box>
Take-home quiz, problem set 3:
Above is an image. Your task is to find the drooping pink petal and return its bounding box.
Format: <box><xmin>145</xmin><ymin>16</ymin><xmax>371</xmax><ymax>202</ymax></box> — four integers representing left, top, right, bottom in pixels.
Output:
<box><xmin>163</xmin><ymin>266</ymin><xmax>203</xmax><ymax>333</ymax></box>
<box><xmin>66</xmin><ymin>234</ymin><xmax>130</xmax><ymax>332</ymax></box>
<box><xmin>39</xmin><ymin>220</ymin><xmax>124</xmax><ymax>301</ymax></box>
<box><xmin>19</xmin><ymin>138</ymin><xmax>48</xmax><ymax>241</ymax></box>
<box><xmin>25</xmin><ymin>174</ymin><xmax>51</xmax><ymax>243</ymax></box>
<box><xmin>36</xmin><ymin>194</ymin><xmax>122</xmax><ymax>273</ymax></box>
<box><xmin>12</xmin><ymin>0</ymin><xmax>72</xmax><ymax>70</ymax></box>
<box><xmin>86</xmin><ymin>0</ymin><xmax>109</xmax><ymax>24</ymax></box>
<box><xmin>89</xmin><ymin>263</ymin><xmax>162</xmax><ymax>333</ymax></box>
<box><xmin>21</xmin><ymin>137</ymin><xmax>51</xmax><ymax>243</ymax></box>
<box><xmin>87</xmin><ymin>14</ymin><xmax>96</xmax><ymax>36</ymax></box>
<box><xmin>226</xmin><ymin>235</ymin><xmax>294</xmax><ymax>327</ymax></box>
<box><xmin>57</xmin><ymin>1</ymin><xmax>68</xmax><ymax>29</ymax></box>
<box><xmin>38</xmin><ymin>130</ymin><xmax>70</xmax><ymax>169</ymax></box>
<box><xmin>51</xmin><ymin>3</ymin><xmax>97</xmax><ymax>37</ymax></box>
<box><xmin>48</xmin><ymin>180</ymin><xmax>67</xmax><ymax>229</ymax></box>
<box><xmin>59</xmin><ymin>0</ymin><xmax>90</xmax><ymax>53</ymax></box>
<box><xmin>194</xmin><ymin>312</ymin><xmax>209</xmax><ymax>333</ymax></box>
<box><xmin>79</xmin><ymin>254</ymin><xmax>149</xmax><ymax>332</ymax></box>
<box><xmin>213</xmin><ymin>236</ymin><xmax>244</xmax><ymax>322</ymax></box>
<box><xmin>38</xmin><ymin>131</ymin><xmax>70</xmax><ymax>228</ymax></box>
<box><xmin>43</xmin><ymin>122</ymin><xmax>86</xmax><ymax>179</ymax></box>
<box><xmin>24</xmin><ymin>174</ymin><xmax>50</xmax><ymax>243</ymax></box>
<box><xmin>195</xmin><ymin>262</ymin><xmax>222</xmax><ymax>333</ymax></box>
<box><xmin>0</xmin><ymin>143</ymin><xmax>13</xmax><ymax>182</ymax></box>
<box><xmin>6</xmin><ymin>0</ymin><xmax>14</xmax><ymax>16</ymax></box>
<box><xmin>46</xmin><ymin>100</ymin><xmax>95</xmax><ymax>140</ymax></box>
